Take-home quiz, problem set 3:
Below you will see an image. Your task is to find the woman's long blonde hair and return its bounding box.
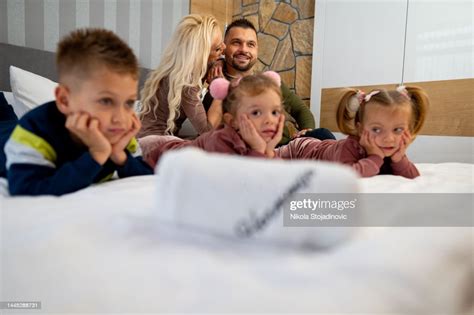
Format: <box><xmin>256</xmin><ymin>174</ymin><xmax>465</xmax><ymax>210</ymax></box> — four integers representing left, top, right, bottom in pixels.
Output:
<box><xmin>140</xmin><ymin>14</ymin><xmax>219</xmax><ymax>134</ymax></box>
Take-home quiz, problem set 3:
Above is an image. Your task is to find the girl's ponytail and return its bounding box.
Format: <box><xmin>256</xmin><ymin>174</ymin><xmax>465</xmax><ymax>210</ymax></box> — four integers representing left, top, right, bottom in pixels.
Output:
<box><xmin>404</xmin><ymin>86</ymin><xmax>430</xmax><ymax>135</ymax></box>
<box><xmin>336</xmin><ymin>88</ymin><xmax>361</xmax><ymax>136</ymax></box>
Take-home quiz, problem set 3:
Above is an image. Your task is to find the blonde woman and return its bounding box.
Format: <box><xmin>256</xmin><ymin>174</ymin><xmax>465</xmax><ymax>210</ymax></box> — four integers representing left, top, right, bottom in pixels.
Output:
<box><xmin>139</xmin><ymin>14</ymin><xmax>225</xmax><ymax>137</ymax></box>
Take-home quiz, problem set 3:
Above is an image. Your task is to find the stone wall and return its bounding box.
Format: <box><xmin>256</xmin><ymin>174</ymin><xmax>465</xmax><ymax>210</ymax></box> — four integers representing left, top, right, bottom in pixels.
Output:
<box><xmin>232</xmin><ymin>0</ymin><xmax>314</xmax><ymax>107</ymax></box>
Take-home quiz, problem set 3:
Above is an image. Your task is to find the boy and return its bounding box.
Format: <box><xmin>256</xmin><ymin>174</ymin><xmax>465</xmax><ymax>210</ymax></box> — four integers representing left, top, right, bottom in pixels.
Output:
<box><xmin>3</xmin><ymin>28</ymin><xmax>153</xmax><ymax>196</ymax></box>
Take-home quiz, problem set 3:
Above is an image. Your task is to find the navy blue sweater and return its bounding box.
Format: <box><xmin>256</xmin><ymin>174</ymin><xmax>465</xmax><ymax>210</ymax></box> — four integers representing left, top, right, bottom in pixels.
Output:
<box><xmin>4</xmin><ymin>101</ymin><xmax>153</xmax><ymax>196</ymax></box>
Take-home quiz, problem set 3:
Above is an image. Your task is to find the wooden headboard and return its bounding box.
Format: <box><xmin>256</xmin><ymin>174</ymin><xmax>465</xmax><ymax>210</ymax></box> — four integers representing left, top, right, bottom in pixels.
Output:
<box><xmin>320</xmin><ymin>78</ymin><xmax>474</xmax><ymax>137</ymax></box>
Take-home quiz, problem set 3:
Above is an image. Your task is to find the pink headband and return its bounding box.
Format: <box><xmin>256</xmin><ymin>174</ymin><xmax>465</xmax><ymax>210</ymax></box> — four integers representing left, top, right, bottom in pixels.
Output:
<box><xmin>209</xmin><ymin>71</ymin><xmax>281</xmax><ymax>100</ymax></box>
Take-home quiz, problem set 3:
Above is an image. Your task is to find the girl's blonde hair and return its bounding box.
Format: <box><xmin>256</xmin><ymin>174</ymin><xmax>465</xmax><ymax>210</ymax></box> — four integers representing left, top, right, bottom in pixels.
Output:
<box><xmin>223</xmin><ymin>74</ymin><xmax>282</xmax><ymax>115</ymax></box>
<box><xmin>336</xmin><ymin>86</ymin><xmax>429</xmax><ymax>136</ymax></box>
<box><xmin>140</xmin><ymin>14</ymin><xmax>219</xmax><ymax>134</ymax></box>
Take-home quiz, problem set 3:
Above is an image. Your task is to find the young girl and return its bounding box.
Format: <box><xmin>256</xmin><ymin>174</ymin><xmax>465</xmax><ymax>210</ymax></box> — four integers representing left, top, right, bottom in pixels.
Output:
<box><xmin>143</xmin><ymin>71</ymin><xmax>285</xmax><ymax>168</ymax></box>
<box><xmin>275</xmin><ymin>86</ymin><xmax>429</xmax><ymax>178</ymax></box>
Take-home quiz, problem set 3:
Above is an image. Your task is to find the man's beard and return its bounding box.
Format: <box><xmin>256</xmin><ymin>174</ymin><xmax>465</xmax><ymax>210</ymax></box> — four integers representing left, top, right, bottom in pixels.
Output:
<box><xmin>231</xmin><ymin>54</ymin><xmax>257</xmax><ymax>72</ymax></box>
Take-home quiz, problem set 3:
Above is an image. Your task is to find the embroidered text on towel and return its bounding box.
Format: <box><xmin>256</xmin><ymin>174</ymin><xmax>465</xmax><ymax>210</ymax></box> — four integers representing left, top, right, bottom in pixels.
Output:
<box><xmin>234</xmin><ymin>170</ymin><xmax>314</xmax><ymax>237</ymax></box>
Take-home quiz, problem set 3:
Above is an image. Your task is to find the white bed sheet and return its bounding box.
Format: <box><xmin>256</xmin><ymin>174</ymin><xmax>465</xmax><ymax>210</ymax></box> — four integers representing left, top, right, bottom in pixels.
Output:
<box><xmin>1</xmin><ymin>163</ymin><xmax>473</xmax><ymax>313</ymax></box>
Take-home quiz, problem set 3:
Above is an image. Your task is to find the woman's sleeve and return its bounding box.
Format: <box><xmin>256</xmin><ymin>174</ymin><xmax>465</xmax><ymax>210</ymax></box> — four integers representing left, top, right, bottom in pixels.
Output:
<box><xmin>181</xmin><ymin>86</ymin><xmax>213</xmax><ymax>135</ymax></box>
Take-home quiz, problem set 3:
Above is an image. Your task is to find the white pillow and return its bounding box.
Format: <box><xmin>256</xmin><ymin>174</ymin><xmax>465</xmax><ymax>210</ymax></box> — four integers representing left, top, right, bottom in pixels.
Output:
<box><xmin>155</xmin><ymin>148</ymin><xmax>360</xmax><ymax>249</ymax></box>
<box><xmin>2</xmin><ymin>91</ymin><xmax>15</xmax><ymax>107</ymax></box>
<box><xmin>9</xmin><ymin>66</ymin><xmax>57</xmax><ymax>118</ymax></box>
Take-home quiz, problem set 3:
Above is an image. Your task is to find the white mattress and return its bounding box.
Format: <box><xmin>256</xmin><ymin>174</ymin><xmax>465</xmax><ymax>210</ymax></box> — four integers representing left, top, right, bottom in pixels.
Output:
<box><xmin>1</xmin><ymin>163</ymin><xmax>473</xmax><ymax>313</ymax></box>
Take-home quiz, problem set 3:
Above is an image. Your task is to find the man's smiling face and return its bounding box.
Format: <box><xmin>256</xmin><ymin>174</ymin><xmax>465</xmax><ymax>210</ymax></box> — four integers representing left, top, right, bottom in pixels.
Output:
<box><xmin>224</xmin><ymin>26</ymin><xmax>258</xmax><ymax>73</ymax></box>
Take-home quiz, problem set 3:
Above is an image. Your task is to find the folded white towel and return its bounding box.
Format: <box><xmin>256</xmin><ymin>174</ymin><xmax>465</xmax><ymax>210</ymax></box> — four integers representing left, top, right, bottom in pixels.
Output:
<box><xmin>155</xmin><ymin>148</ymin><xmax>360</xmax><ymax>249</ymax></box>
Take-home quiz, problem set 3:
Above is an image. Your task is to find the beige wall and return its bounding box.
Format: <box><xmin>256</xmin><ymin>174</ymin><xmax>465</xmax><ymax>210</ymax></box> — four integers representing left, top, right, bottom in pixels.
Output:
<box><xmin>190</xmin><ymin>0</ymin><xmax>233</xmax><ymax>30</ymax></box>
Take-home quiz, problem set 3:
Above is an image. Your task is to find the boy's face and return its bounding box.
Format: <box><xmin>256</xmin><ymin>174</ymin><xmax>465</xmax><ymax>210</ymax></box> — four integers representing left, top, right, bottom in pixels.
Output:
<box><xmin>56</xmin><ymin>67</ymin><xmax>138</xmax><ymax>144</ymax></box>
<box><xmin>227</xmin><ymin>89</ymin><xmax>282</xmax><ymax>142</ymax></box>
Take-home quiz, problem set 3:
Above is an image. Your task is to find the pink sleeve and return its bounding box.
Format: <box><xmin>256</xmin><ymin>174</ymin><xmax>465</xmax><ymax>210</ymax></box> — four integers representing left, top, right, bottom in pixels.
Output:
<box><xmin>338</xmin><ymin>139</ymin><xmax>383</xmax><ymax>177</ymax></box>
<box><xmin>273</xmin><ymin>138</ymin><xmax>318</xmax><ymax>159</ymax></box>
<box><xmin>391</xmin><ymin>156</ymin><xmax>420</xmax><ymax>179</ymax></box>
<box><xmin>181</xmin><ymin>86</ymin><xmax>213</xmax><ymax>135</ymax></box>
<box><xmin>349</xmin><ymin>155</ymin><xmax>384</xmax><ymax>177</ymax></box>
<box><xmin>204</xmin><ymin>128</ymin><xmax>267</xmax><ymax>158</ymax></box>
<box><xmin>141</xmin><ymin>136</ymin><xmax>187</xmax><ymax>169</ymax></box>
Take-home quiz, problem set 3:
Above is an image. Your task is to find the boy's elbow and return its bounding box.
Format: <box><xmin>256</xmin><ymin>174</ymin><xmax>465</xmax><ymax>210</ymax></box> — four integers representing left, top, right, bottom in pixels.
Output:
<box><xmin>9</xmin><ymin>184</ymin><xmax>64</xmax><ymax>196</ymax></box>
<box><xmin>8</xmin><ymin>184</ymin><xmax>31</xmax><ymax>196</ymax></box>
<box><xmin>7</xmin><ymin>179</ymin><xmax>56</xmax><ymax>196</ymax></box>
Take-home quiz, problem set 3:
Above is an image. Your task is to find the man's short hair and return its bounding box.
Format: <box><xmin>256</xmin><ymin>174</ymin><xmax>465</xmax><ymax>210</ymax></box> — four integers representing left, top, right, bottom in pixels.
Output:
<box><xmin>225</xmin><ymin>18</ymin><xmax>257</xmax><ymax>38</ymax></box>
<box><xmin>56</xmin><ymin>28</ymin><xmax>139</xmax><ymax>83</ymax></box>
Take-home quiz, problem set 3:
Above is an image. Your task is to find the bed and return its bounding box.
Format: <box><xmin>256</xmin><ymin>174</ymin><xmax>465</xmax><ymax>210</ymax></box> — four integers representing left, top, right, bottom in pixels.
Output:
<box><xmin>1</xmin><ymin>67</ymin><xmax>473</xmax><ymax>314</ymax></box>
<box><xmin>1</xmin><ymin>161</ymin><xmax>473</xmax><ymax>313</ymax></box>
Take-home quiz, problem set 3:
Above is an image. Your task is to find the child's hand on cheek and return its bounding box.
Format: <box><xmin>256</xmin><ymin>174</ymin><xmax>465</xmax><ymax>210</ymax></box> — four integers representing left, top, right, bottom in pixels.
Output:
<box><xmin>265</xmin><ymin>115</ymin><xmax>285</xmax><ymax>157</ymax></box>
<box><xmin>65</xmin><ymin>112</ymin><xmax>111</xmax><ymax>165</ymax></box>
<box><xmin>110</xmin><ymin>114</ymin><xmax>141</xmax><ymax>166</ymax></box>
<box><xmin>239</xmin><ymin>115</ymin><xmax>266</xmax><ymax>154</ymax></box>
<box><xmin>391</xmin><ymin>130</ymin><xmax>411</xmax><ymax>163</ymax></box>
<box><xmin>359</xmin><ymin>129</ymin><xmax>384</xmax><ymax>159</ymax></box>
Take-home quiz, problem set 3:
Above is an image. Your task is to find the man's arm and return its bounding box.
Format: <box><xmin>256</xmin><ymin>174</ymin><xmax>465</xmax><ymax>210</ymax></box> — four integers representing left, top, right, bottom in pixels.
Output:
<box><xmin>281</xmin><ymin>83</ymin><xmax>315</xmax><ymax>130</ymax></box>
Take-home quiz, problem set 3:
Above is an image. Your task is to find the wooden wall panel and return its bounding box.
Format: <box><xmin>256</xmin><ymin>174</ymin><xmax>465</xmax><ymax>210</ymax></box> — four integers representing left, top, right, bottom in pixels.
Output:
<box><xmin>190</xmin><ymin>0</ymin><xmax>233</xmax><ymax>30</ymax></box>
<box><xmin>320</xmin><ymin>79</ymin><xmax>474</xmax><ymax>137</ymax></box>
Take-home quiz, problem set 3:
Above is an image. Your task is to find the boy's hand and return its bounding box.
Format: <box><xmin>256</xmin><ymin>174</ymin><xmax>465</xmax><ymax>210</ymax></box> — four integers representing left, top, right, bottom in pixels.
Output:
<box><xmin>359</xmin><ymin>129</ymin><xmax>384</xmax><ymax>159</ymax></box>
<box><xmin>110</xmin><ymin>114</ymin><xmax>141</xmax><ymax>166</ymax></box>
<box><xmin>239</xmin><ymin>115</ymin><xmax>266</xmax><ymax>154</ymax></box>
<box><xmin>265</xmin><ymin>115</ymin><xmax>285</xmax><ymax>157</ymax></box>
<box><xmin>65</xmin><ymin>112</ymin><xmax>111</xmax><ymax>165</ymax></box>
<box><xmin>391</xmin><ymin>130</ymin><xmax>412</xmax><ymax>163</ymax></box>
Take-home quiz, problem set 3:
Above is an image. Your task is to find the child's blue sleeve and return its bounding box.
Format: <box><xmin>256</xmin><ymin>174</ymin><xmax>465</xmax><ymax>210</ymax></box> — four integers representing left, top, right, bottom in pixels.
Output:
<box><xmin>116</xmin><ymin>152</ymin><xmax>153</xmax><ymax>178</ymax></box>
<box><xmin>8</xmin><ymin>152</ymin><xmax>102</xmax><ymax>196</ymax></box>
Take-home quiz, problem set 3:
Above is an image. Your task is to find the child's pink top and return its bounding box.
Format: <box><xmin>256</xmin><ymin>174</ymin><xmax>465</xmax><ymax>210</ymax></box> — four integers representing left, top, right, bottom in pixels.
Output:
<box><xmin>146</xmin><ymin>124</ymin><xmax>267</xmax><ymax>168</ymax></box>
<box><xmin>274</xmin><ymin>136</ymin><xmax>420</xmax><ymax>178</ymax></box>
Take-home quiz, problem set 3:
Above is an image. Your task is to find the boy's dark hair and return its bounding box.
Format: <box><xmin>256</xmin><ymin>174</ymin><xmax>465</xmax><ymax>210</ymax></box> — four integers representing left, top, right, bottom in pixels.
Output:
<box><xmin>56</xmin><ymin>28</ymin><xmax>139</xmax><ymax>83</ymax></box>
<box><xmin>225</xmin><ymin>18</ymin><xmax>257</xmax><ymax>37</ymax></box>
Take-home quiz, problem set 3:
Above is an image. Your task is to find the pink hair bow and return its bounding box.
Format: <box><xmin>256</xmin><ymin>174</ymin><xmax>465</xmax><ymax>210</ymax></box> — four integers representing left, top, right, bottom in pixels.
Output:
<box><xmin>396</xmin><ymin>85</ymin><xmax>410</xmax><ymax>99</ymax></box>
<box><xmin>364</xmin><ymin>90</ymin><xmax>380</xmax><ymax>102</ymax></box>
<box><xmin>348</xmin><ymin>90</ymin><xmax>380</xmax><ymax>112</ymax></box>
